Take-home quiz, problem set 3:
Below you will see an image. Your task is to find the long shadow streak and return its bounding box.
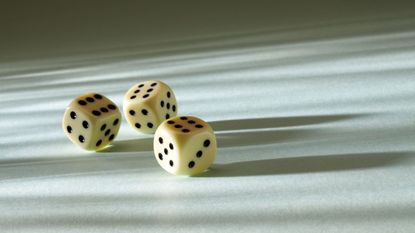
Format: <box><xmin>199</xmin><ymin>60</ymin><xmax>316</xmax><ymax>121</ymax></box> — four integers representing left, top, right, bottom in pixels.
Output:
<box><xmin>198</xmin><ymin>152</ymin><xmax>414</xmax><ymax>177</ymax></box>
<box><xmin>104</xmin><ymin>114</ymin><xmax>363</xmax><ymax>152</ymax></box>
<box><xmin>209</xmin><ymin>114</ymin><xmax>363</xmax><ymax>131</ymax></box>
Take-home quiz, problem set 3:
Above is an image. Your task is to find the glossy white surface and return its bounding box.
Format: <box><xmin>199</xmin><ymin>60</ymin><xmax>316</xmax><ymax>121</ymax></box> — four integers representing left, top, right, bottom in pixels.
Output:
<box><xmin>1</xmin><ymin>2</ymin><xmax>415</xmax><ymax>232</ymax></box>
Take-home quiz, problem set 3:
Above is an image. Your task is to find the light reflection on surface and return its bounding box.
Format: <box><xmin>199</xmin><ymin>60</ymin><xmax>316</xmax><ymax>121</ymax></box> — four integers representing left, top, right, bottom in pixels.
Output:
<box><xmin>1</xmin><ymin>9</ymin><xmax>415</xmax><ymax>233</ymax></box>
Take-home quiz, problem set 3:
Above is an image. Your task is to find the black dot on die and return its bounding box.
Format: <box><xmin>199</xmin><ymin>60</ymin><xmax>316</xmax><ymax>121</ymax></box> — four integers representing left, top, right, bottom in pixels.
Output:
<box><xmin>108</xmin><ymin>104</ymin><xmax>116</xmax><ymax>110</ymax></box>
<box><xmin>105</xmin><ymin>129</ymin><xmax>111</xmax><ymax>136</ymax></box>
<box><xmin>174</xmin><ymin>124</ymin><xmax>182</xmax><ymax>128</ymax></box>
<box><xmin>204</xmin><ymin>140</ymin><xmax>211</xmax><ymax>147</ymax></box>
<box><xmin>180</xmin><ymin>117</ymin><xmax>188</xmax><ymax>120</ymax></box>
<box><xmin>167</xmin><ymin>120</ymin><xmax>175</xmax><ymax>124</ymax></box>
<box><xmin>167</xmin><ymin>92</ymin><xmax>171</xmax><ymax>98</ymax></box>
<box><xmin>101</xmin><ymin>124</ymin><xmax>106</xmax><ymax>131</ymax></box>
<box><xmin>164</xmin><ymin>148</ymin><xmax>168</xmax><ymax>155</ymax></box>
<box><xmin>92</xmin><ymin>110</ymin><xmax>101</xmax><ymax>116</ymax></box>
<box><xmin>86</xmin><ymin>97</ymin><xmax>94</xmax><ymax>102</ymax></box>
<box><xmin>143</xmin><ymin>94</ymin><xmax>150</xmax><ymax>99</ymax></box>
<box><xmin>188</xmin><ymin>161</ymin><xmax>195</xmax><ymax>168</ymax></box>
<box><xmin>141</xmin><ymin>109</ymin><xmax>148</xmax><ymax>115</ymax></box>
<box><xmin>182</xmin><ymin>129</ymin><xmax>190</xmax><ymax>133</ymax></box>
<box><xmin>138</xmin><ymin>84</ymin><xmax>144</xmax><ymax>88</ymax></box>
<box><xmin>159</xmin><ymin>137</ymin><xmax>163</xmax><ymax>144</ymax></box>
<box><xmin>70</xmin><ymin>111</ymin><xmax>77</xmax><ymax>119</ymax></box>
<box><xmin>172</xmin><ymin>105</ymin><xmax>176</xmax><ymax>112</ymax></box>
<box><xmin>130</xmin><ymin>95</ymin><xmax>136</xmax><ymax>99</ymax></box>
<box><xmin>67</xmin><ymin>125</ymin><xmax>72</xmax><ymax>133</ymax></box>
<box><xmin>169</xmin><ymin>143</ymin><xmax>174</xmax><ymax>150</ymax></box>
<box><xmin>147</xmin><ymin>122</ymin><xmax>153</xmax><ymax>128</ymax></box>
<box><xmin>135</xmin><ymin>123</ymin><xmax>141</xmax><ymax>128</ymax></box>
<box><xmin>151</xmin><ymin>82</ymin><xmax>157</xmax><ymax>87</ymax></box>
<box><xmin>160</xmin><ymin>101</ymin><xmax>164</xmax><ymax>107</ymax></box>
<box><xmin>113</xmin><ymin>119</ymin><xmax>119</xmax><ymax>126</ymax></box>
<box><xmin>165</xmin><ymin>114</ymin><xmax>170</xmax><ymax>119</ymax></box>
<box><xmin>134</xmin><ymin>89</ymin><xmax>140</xmax><ymax>94</ymax></box>
<box><xmin>188</xmin><ymin>120</ymin><xmax>195</xmax><ymax>124</ymax></box>
<box><xmin>166</xmin><ymin>103</ymin><xmax>170</xmax><ymax>109</ymax></box>
<box><xmin>79</xmin><ymin>135</ymin><xmax>85</xmax><ymax>143</ymax></box>
<box><xmin>147</xmin><ymin>88</ymin><xmax>153</xmax><ymax>93</ymax></box>
<box><xmin>169</xmin><ymin>160</ymin><xmax>174</xmax><ymax>167</ymax></box>
<box><xmin>196</xmin><ymin>150</ymin><xmax>203</xmax><ymax>158</ymax></box>
<box><xmin>78</xmin><ymin>100</ymin><xmax>87</xmax><ymax>106</ymax></box>
<box><xmin>96</xmin><ymin>139</ymin><xmax>102</xmax><ymax>146</ymax></box>
<box><xmin>100</xmin><ymin>107</ymin><xmax>108</xmax><ymax>113</ymax></box>
<box><xmin>158</xmin><ymin>153</ymin><xmax>163</xmax><ymax>160</ymax></box>
<box><xmin>195</xmin><ymin>124</ymin><xmax>203</xmax><ymax>128</ymax></box>
<box><xmin>82</xmin><ymin>120</ymin><xmax>89</xmax><ymax>129</ymax></box>
<box><xmin>94</xmin><ymin>94</ymin><xmax>103</xmax><ymax>99</ymax></box>
<box><xmin>129</xmin><ymin>110</ymin><xmax>135</xmax><ymax>116</ymax></box>
<box><xmin>109</xmin><ymin>134</ymin><xmax>115</xmax><ymax>141</ymax></box>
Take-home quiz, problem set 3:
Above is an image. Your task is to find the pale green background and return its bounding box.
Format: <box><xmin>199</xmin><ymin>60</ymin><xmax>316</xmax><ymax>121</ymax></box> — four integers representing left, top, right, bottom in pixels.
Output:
<box><xmin>1</xmin><ymin>1</ymin><xmax>415</xmax><ymax>232</ymax></box>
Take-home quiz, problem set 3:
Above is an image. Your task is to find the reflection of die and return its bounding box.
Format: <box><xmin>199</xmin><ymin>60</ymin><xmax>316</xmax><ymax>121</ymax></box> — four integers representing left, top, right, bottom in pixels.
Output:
<box><xmin>123</xmin><ymin>80</ymin><xmax>177</xmax><ymax>134</ymax></box>
<box><xmin>153</xmin><ymin>116</ymin><xmax>217</xmax><ymax>176</ymax></box>
<box><xmin>62</xmin><ymin>93</ymin><xmax>121</xmax><ymax>151</ymax></box>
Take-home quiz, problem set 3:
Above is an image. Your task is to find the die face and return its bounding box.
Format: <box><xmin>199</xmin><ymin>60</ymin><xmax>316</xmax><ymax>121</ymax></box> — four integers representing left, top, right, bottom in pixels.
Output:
<box><xmin>179</xmin><ymin>131</ymin><xmax>217</xmax><ymax>176</ymax></box>
<box><xmin>63</xmin><ymin>93</ymin><xmax>121</xmax><ymax>151</ymax></box>
<box><xmin>153</xmin><ymin>116</ymin><xmax>216</xmax><ymax>176</ymax></box>
<box><xmin>154</xmin><ymin>84</ymin><xmax>177</xmax><ymax>122</ymax></box>
<box><xmin>153</xmin><ymin>129</ymin><xmax>180</xmax><ymax>175</ymax></box>
<box><xmin>71</xmin><ymin>93</ymin><xmax>118</xmax><ymax>119</ymax></box>
<box><xmin>124</xmin><ymin>80</ymin><xmax>177</xmax><ymax>134</ymax></box>
<box><xmin>93</xmin><ymin>112</ymin><xmax>122</xmax><ymax>151</ymax></box>
<box><xmin>63</xmin><ymin>107</ymin><xmax>95</xmax><ymax>150</ymax></box>
<box><xmin>124</xmin><ymin>101</ymin><xmax>159</xmax><ymax>134</ymax></box>
<box><xmin>164</xmin><ymin>116</ymin><xmax>212</xmax><ymax>137</ymax></box>
<box><xmin>124</xmin><ymin>80</ymin><xmax>160</xmax><ymax>103</ymax></box>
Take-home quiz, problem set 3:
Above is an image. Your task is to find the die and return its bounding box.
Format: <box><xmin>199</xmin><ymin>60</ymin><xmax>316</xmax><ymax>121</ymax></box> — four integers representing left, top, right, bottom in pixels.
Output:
<box><xmin>62</xmin><ymin>93</ymin><xmax>122</xmax><ymax>151</ymax></box>
<box><xmin>123</xmin><ymin>80</ymin><xmax>177</xmax><ymax>134</ymax></box>
<box><xmin>153</xmin><ymin>116</ymin><xmax>217</xmax><ymax>176</ymax></box>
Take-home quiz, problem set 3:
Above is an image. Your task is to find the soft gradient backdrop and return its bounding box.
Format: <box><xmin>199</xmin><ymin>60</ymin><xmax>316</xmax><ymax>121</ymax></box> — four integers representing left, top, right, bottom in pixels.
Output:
<box><xmin>1</xmin><ymin>1</ymin><xmax>415</xmax><ymax>232</ymax></box>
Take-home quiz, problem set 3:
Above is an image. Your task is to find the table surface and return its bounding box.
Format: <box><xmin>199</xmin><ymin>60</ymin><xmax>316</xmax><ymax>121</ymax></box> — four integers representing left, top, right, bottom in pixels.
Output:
<box><xmin>1</xmin><ymin>2</ymin><xmax>415</xmax><ymax>232</ymax></box>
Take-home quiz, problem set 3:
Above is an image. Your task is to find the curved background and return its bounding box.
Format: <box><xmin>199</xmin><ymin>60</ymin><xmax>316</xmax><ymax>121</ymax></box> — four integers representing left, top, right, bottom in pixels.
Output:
<box><xmin>1</xmin><ymin>1</ymin><xmax>415</xmax><ymax>232</ymax></box>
